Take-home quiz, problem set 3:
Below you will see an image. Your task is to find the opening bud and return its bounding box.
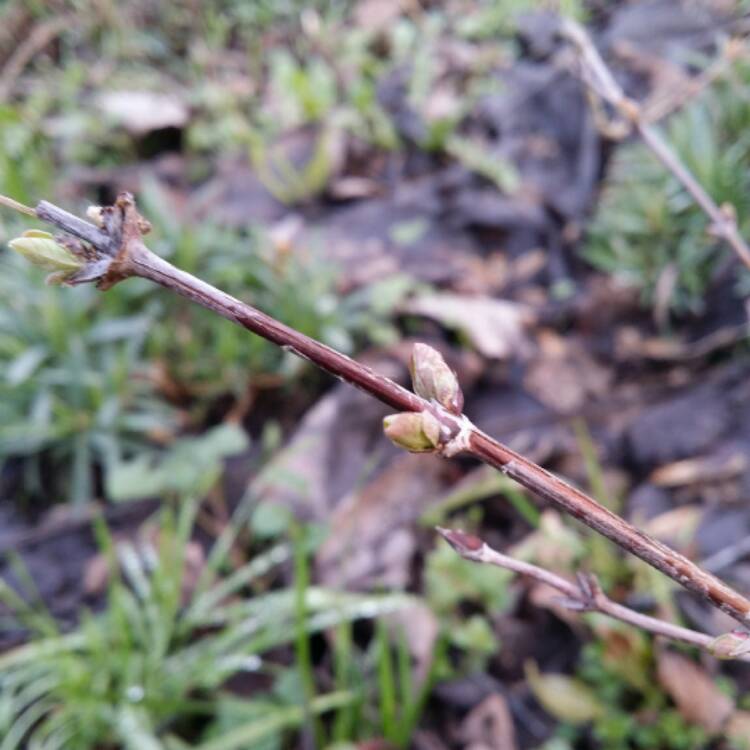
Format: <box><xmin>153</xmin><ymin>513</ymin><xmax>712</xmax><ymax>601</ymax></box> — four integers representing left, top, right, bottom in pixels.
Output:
<box><xmin>410</xmin><ymin>343</ymin><xmax>464</xmax><ymax>414</ymax></box>
<box><xmin>383</xmin><ymin>411</ymin><xmax>441</xmax><ymax>453</ymax></box>
<box><xmin>8</xmin><ymin>230</ymin><xmax>83</xmax><ymax>273</ymax></box>
<box><xmin>708</xmin><ymin>629</ymin><xmax>750</xmax><ymax>659</ymax></box>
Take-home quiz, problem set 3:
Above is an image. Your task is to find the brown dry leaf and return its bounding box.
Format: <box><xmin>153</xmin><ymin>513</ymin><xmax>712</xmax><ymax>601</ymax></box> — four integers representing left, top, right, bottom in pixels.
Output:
<box><xmin>650</xmin><ymin>451</ymin><xmax>747</xmax><ymax>487</ymax></box>
<box><xmin>641</xmin><ymin>506</ymin><xmax>702</xmax><ymax>552</ymax></box>
<box><xmin>656</xmin><ymin>650</ymin><xmax>733</xmax><ymax>734</ymax></box>
<box><xmin>329</xmin><ymin>175</ymin><xmax>382</xmax><ymax>200</ymax></box>
<box><xmin>83</xmin><ymin>552</ymin><xmax>110</xmax><ymax>596</ymax></box>
<box><xmin>405</xmin><ymin>293</ymin><xmax>533</xmax><ymax>359</ymax></box>
<box><xmin>316</xmin><ymin>452</ymin><xmax>451</xmax><ymax>590</ymax></box>
<box><xmin>524</xmin><ymin>332</ymin><xmax>612</xmax><ymax>414</ymax></box>
<box><xmin>458</xmin><ymin>693</ymin><xmax>518</xmax><ymax>750</ymax></box>
<box><xmin>250</xmin><ymin>370</ymin><xmax>401</xmax><ymax>522</ymax></box>
<box><xmin>386</xmin><ymin>603</ymin><xmax>439</xmax><ymax>687</ymax></box>
<box><xmin>95</xmin><ymin>90</ymin><xmax>189</xmax><ymax>135</ymax></box>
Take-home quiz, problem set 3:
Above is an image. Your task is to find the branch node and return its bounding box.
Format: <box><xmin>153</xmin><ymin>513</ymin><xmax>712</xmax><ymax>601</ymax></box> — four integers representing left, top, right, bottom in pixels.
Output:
<box><xmin>97</xmin><ymin>192</ymin><xmax>152</xmax><ymax>290</ymax></box>
<box><xmin>438</xmin><ymin>414</ymin><xmax>474</xmax><ymax>458</ymax></box>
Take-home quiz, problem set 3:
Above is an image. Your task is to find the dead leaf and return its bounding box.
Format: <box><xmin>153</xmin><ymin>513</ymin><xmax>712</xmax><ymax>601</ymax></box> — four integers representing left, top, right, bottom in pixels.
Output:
<box><xmin>386</xmin><ymin>603</ymin><xmax>439</xmax><ymax>687</ymax></box>
<box><xmin>524</xmin><ymin>332</ymin><xmax>612</xmax><ymax>413</ymax></box>
<box><xmin>656</xmin><ymin>650</ymin><xmax>733</xmax><ymax>734</ymax></box>
<box><xmin>650</xmin><ymin>451</ymin><xmax>747</xmax><ymax>487</ymax></box>
<box><xmin>316</xmin><ymin>452</ymin><xmax>450</xmax><ymax>589</ymax></box>
<box><xmin>458</xmin><ymin>693</ymin><xmax>518</xmax><ymax>750</ymax></box>
<box><xmin>405</xmin><ymin>293</ymin><xmax>533</xmax><ymax>359</ymax></box>
<box><xmin>95</xmin><ymin>90</ymin><xmax>189</xmax><ymax>135</ymax></box>
<box><xmin>329</xmin><ymin>175</ymin><xmax>382</xmax><ymax>200</ymax></box>
<box><xmin>83</xmin><ymin>552</ymin><xmax>110</xmax><ymax>596</ymax></box>
<box><xmin>641</xmin><ymin>506</ymin><xmax>702</xmax><ymax>551</ymax></box>
<box><xmin>251</xmin><ymin>371</ymin><xmax>401</xmax><ymax>522</ymax></box>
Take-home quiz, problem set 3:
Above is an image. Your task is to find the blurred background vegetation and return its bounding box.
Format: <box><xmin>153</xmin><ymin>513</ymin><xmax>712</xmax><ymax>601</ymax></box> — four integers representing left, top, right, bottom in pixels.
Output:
<box><xmin>1</xmin><ymin>1</ymin><xmax>750</xmax><ymax>749</ymax></box>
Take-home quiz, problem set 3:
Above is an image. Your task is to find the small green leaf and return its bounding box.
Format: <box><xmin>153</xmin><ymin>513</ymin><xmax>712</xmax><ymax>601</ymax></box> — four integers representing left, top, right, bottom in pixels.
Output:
<box><xmin>8</xmin><ymin>232</ymin><xmax>83</xmax><ymax>272</ymax></box>
<box><xmin>525</xmin><ymin>660</ymin><xmax>605</xmax><ymax>725</ymax></box>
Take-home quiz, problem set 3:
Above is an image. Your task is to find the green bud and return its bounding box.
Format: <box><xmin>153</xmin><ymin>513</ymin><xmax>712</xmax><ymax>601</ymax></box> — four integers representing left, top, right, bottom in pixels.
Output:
<box><xmin>9</xmin><ymin>231</ymin><xmax>83</xmax><ymax>273</ymax></box>
<box><xmin>708</xmin><ymin>630</ymin><xmax>750</xmax><ymax>659</ymax></box>
<box><xmin>383</xmin><ymin>411</ymin><xmax>442</xmax><ymax>453</ymax></box>
<box><xmin>410</xmin><ymin>343</ymin><xmax>463</xmax><ymax>414</ymax></box>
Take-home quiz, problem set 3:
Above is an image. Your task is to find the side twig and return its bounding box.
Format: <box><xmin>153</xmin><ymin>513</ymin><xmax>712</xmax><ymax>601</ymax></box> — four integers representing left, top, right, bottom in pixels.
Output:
<box><xmin>3</xmin><ymin>191</ymin><xmax>750</xmax><ymax>648</ymax></box>
<box><xmin>561</xmin><ymin>19</ymin><xmax>750</xmax><ymax>271</ymax></box>
<box><xmin>437</xmin><ymin>527</ymin><xmax>750</xmax><ymax>660</ymax></box>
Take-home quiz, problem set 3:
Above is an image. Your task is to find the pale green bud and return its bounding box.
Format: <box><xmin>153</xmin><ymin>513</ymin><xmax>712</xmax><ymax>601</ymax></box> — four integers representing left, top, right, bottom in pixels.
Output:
<box><xmin>708</xmin><ymin>630</ymin><xmax>750</xmax><ymax>659</ymax></box>
<box><xmin>383</xmin><ymin>411</ymin><xmax>441</xmax><ymax>453</ymax></box>
<box><xmin>8</xmin><ymin>231</ymin><xmax>83</xmax><ymax>273</ymax></box>
<box><xmin>409</xmin><ymin>343</ymin><xmax>463</xmax><ymax>414</ymax></box>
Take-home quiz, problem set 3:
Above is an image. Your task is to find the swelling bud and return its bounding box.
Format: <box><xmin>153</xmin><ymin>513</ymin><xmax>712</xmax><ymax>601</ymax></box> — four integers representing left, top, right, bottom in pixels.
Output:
<box><xmin>410</xmin><ymin>343</ymin><xmax>464</xmax><ymax>414</ymax></box>
<box><xmin>708</xmin><ymin>629</ymin><xmax>750</xmax><ymax>659</ymax></box>
<box><xmin>383</xmin><ymin>411</ymin><xmax>441</xmax><ymax>453</ymax></box>
<box><xmin>8</xmin><ymin>230</ymin><xmax>83</xmax><ymax>273</ymax></box>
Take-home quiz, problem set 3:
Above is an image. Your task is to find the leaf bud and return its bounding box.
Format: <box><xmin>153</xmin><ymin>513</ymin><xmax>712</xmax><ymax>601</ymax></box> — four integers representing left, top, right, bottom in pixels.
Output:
<box><xmin>409</xmin><ymin>343</ymin><xmax>464</xmax><ymax>414</ymax></box>
<box><xmin>383</xmin><ymin>411</ymin><xmax>441</xmax><ymax>453</ymax></box>
<box><xmin>708</xmin><ymin>629</ymin><xmax>750</xmax><ymax>659</ymax></box>
<box><xmin>8</xmin><ymin>231</ymin><xmax>83</xmax><ymax>273</ymax></box>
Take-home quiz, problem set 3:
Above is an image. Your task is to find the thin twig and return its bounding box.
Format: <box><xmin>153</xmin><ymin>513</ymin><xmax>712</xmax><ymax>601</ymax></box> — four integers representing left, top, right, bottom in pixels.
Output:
<box><xmin>561</xmin><ymin>19</ymin><xmax>750</xmax><ymax>271</ymax></box>
<box><xmin>436</xmin><ymin>528</ymin><xmax>750</xmax><ymax>660</ymax></box>
<box><xmin>640</xmin><ymin>38</ymin><xmax>748</xmax><ymax>124</ymax></box>
<box><xmin>3</xmin><ymin>191</ymin><xmax>750</xmax><ymax>634</ymax></box>
<box><xmin>0</xmin><ymin>194</ymin><xmax>35</xmax><ymax>217</ymax></box>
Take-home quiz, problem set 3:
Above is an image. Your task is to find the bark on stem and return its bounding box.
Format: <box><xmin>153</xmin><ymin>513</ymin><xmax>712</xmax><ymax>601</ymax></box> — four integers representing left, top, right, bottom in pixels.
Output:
<box><xmin>436</xmin><ymin>528</ymin><xmax>740</xmax><ymax>657</ymax></box>
<box><xmin>120</xmin><ymin>240</ymin><xmax>750</xmax><ymax>628</ymax></box>
<box><xmin>124</xmin><ymin>241</ymin><xmax>425</xmax><ymax>414</ymax></box>
<box><xmin>4</xmin><ymin>191</ymin><xmax>750</xmax><ymax>630</ymax></box>
<box><xmin>468</xmin><ymin>430</ymin><xmax>750</xmax><ymax>627</ymax></box>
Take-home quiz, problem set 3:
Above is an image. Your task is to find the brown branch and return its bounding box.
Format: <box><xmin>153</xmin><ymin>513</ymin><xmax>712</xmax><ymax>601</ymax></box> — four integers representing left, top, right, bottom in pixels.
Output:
<box><xmin>561</xmin><ymin>19</ymin><xmax>750</xmax><ymax>271</ymax></box>
<box><xmin>0</xmin><ymin>194</ymin><xmax>36</xmax><ymax>217</ymax></box>
<box><xmin>4</xmin><ymin>191</ymin><xmax>750</xmax><ymax>634</ymax></box>
<box><xmin>436</xmin><ymin>528</ymin><xmax>750</xmax><ymax>660</ymax></box>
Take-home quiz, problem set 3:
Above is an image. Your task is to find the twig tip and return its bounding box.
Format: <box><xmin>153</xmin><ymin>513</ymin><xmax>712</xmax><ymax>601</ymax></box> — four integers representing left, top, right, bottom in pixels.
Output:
<box><xmin>436</xmin><ymin>526</ymin><xmax>484</xmax><ymax>554</ymax></box>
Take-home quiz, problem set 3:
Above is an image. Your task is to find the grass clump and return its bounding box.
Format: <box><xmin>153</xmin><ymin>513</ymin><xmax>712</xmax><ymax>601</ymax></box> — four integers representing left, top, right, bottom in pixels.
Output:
<box><xmin>584</xmin><ymin>56</ymin><xmax>750</xmax><ymax>316</ymax></box>
<box><xmin>0</xmin><ymin>493</ymin><xmax>413</xmax><ymax>749</ymax></box>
